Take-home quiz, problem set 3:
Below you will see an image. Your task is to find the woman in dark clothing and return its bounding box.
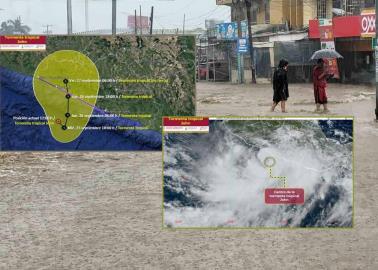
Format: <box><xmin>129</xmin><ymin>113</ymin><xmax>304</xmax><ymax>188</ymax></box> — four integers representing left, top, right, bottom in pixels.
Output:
<box><xmin>271</xmin><ymin>59</ymin><xmax>289</xmax><ymax>113</ymax></box>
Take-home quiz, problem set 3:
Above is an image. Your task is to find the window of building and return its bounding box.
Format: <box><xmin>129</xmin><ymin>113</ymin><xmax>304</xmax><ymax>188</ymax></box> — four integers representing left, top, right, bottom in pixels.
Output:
<box><xmin>346</xmin><ymin>0</ymin><xmax>362</xmax><ymax>15</ymax></box>
<box><xmin>317</xmin><ymin>0</ymin><xmax>327</xmax><ymax>19</ymax></box>
<box><xmin>333</xmin><ymin>0</ymin><xmax>366</xmax><ymax>16</ymax></box>
<box><xmin>363</xmin><ymin>0</ymin><xmax>375</xmax><ymax>9</ymax></box>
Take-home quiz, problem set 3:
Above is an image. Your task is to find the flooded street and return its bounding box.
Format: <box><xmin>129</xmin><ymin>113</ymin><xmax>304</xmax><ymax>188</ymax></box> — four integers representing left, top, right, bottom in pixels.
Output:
<box><xmin>1</xmin><ymin>82</ymin><xmax>378</xmax><ymax>268</ymax></box>
<box><xmin>197</xmin><ymin>82</ymin><xmax>376</xmax><ymax>117</ymax></box>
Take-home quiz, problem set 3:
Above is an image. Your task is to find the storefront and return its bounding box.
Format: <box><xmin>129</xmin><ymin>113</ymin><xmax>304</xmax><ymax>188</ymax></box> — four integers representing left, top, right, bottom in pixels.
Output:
<box><xmin>308</xmin><ymin>9</ymin><xmax>375</xmax><ymax>84</ymax></box>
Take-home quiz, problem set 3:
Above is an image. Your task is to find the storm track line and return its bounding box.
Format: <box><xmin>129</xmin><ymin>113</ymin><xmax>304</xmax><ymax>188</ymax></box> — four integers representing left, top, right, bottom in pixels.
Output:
<box><xmin>37</xmin><ymin>76</ymin><xmax>109</xmax><ymax>115</ymax></box>
<box><xmin>62</xmin><ymin>79</ymin><xmax>71</xmax><ymax>129</ymax></box>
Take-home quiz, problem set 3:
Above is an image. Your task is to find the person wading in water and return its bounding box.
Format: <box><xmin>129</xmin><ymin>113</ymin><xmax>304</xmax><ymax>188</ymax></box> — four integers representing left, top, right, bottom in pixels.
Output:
<box><xmin>271</xmin><ymin>59</ymin><xmax>289</xmax><ymax>113</ymax></box>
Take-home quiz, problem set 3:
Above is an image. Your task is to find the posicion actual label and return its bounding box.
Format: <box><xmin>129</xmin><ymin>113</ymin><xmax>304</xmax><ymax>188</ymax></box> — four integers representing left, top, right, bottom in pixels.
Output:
<box><xmin>265</xmin><ymin>188</ymin><xmax>304</xmax><ymax>204</ymax></box>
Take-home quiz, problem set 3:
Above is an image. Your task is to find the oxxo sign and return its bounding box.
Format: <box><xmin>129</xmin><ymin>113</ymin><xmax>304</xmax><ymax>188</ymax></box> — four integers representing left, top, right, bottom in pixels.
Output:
<box><xmin>361</xmin><ymin>13</ymin><xmax>376</xmax><ymax>37</ymax></box>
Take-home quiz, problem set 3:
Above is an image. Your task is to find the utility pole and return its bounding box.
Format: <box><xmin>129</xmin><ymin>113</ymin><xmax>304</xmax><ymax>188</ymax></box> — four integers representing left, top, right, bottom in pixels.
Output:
<box><xmin>183</xmin><ymin>14</ymin><xmax>186</xmax><ymax>34</ymax></box>
<box><xmin>139</xmin><ymin>5</ymin><xmax>142</xmax><ymax>35</ymax></box>
<box><xmin>245</xmin><ymin>0</ymin><xmax>256</xmax><ymax>83</ymax></box>
<box><xmin>235</xmin><ymin>2</ymin><xmax>242</xmax><ymax>38</ymax></box>
<box><xmin>233</xmin><ymin>0</ymin><xmax>244</xmax><ymax>84</ymax></box>
<box><xmin>85</xmin><ymin>0</ymin><xmax>89</xmax><ymax>32</ymax></box>
<box><xmin>134</xmin><ymin>9</ymin><xmax>137</xmax><ymax>35</ymax></box>
<box><xmin>67</xmin><ymin>0</ymin><xmax>72</xmax><ymax>34</ymax></box>
<box><xmin>112</xmin><ymin>0</ymin><xmax>116</xmax><ymax>36</ymax></box>
<box><xmin>150</xmin><ymin>6</ymin><xmax>154</xmax><ymax>35</ymax></box>
<box><xmin>43</xmin><ymin>24</ymin><xmax>53</xmax><ymax>35</ymax></box>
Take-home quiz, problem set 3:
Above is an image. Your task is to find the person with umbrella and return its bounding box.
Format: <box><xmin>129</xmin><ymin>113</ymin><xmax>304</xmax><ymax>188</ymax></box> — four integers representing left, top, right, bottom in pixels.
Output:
<box><xmin>313</xmin><ymin>58</ymin><xmax>332</xmax><ymax>113</ymax></box>
<box><xmin>310</xmin><ymin>49</ymin><xmax>343</xmax><ymax>113</ymax></box>
<box><xmin>271</xmin><ymin>59</ymin><xmax>289</xmax><ymax>113</ymax></box>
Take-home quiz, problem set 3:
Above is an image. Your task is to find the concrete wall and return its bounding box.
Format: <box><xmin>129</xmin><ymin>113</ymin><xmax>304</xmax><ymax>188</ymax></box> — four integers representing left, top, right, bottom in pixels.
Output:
<box><xmin>229</xmin><ymin>0</ymin><xmax>333</xmax><ymax>28</ymax></box>
<box><xmin>303</xmin><ymin>0</ymin><xmax>318</xmax><ymax>26</ymax></box>
<box><xmin>282</xmin><ymin>0</ymin><xmax>316</xmax><ymax>28</ymax></box>
<box><xmin>270</xmin><ymin>0</ymin><xmax>284</xmax><ymax>24</ymax></box>
<box><xmin>256</xmin><ymin>0</ymin><xmax>266</xmax><ymax>24</ymax></box>
<box><xmin>297</xmin><ymin>0</ymin><xmax>304</xmax><ymax>27</ymax></box>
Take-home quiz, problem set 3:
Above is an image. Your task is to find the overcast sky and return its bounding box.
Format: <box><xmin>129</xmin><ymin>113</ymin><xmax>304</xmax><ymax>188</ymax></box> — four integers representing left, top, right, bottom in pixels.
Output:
<box><xmin>0</xmin><ymin>0</ymin><xmax>231</xmax><ymax>34</ymax></box>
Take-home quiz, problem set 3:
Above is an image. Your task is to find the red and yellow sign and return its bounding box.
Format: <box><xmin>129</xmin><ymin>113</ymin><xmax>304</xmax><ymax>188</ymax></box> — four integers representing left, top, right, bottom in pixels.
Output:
<box><xmin>265</xmin><ymin>188</ymin><xmax>304</xmax><ymax>204</ymax></box>
<box><xmin>309</xmin><ymin>10</ymin><xmax>376</xmax><ymax>39</ymax></box>
<box><xmin>163</xmin><ymin>117</ymin><xmax>209</xmax><ymax>133</ymax></box>
<box><xmin>318</xmin><ymin>19</ymin><xmax>340</xmax><ymax>79</ymax></box>
<box><xmin>0</xmin><ymin>36</ymin><xmax>46</xmax><ymax>51</ymax></box>
<box><xmin>361</xmin><ymin>9</ymin><xmax>375</xmax><ymax>38</ymax></box>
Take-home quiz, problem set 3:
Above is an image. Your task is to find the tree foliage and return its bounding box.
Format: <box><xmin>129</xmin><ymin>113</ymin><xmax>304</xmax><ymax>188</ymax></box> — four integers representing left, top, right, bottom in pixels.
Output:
<box><xmin>0</xmin><ymin>17</ymin><xmax>31</xmax><ymax>34</ymax></box>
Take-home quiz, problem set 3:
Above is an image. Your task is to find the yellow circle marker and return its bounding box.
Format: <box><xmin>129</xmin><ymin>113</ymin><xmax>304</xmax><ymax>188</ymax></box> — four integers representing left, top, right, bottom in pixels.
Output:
<box><xmin>263</xmin><ymin>156</ymin><xmax>276</xmax><ymax>168</ymax></box>
<box><xmin>33</xmin><ymin>50</ymin><xmax>100</xmax><ymax>143</ymax></box>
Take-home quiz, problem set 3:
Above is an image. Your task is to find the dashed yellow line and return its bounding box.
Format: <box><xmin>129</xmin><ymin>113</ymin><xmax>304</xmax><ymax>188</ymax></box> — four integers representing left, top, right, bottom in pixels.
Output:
<box><xmin>268</xmin><ymin>168</ymin><xmax>287</xmax><ymax>188</ymax></box>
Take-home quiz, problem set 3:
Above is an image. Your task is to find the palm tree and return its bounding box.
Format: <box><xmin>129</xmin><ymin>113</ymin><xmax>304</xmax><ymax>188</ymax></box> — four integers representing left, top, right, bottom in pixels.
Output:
<box><xmin>8</xmin><ymin>17</ymin><xmax>31</xmax><ymax>34</ymax></box>
<box><xmin>0</xmin><ymin>17</ymin><xmax>31</xmax><ymax>34</ymax></box>
<box><xmin>0</xmin><ymin>21</ymin><xmax>14</xmax><ymax>34</ymax></box>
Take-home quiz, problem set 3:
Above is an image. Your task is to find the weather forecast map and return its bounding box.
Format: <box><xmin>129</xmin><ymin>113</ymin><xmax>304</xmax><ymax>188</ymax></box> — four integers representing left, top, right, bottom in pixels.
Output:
<box><xmin>163</xmin><ymin>117</ymin><xmax>353</xmax><ymax>228</ymax></box>
<box><xmin>33</xmin><ymin>50</ymin><xmax>100</xmax><ymax>143</ymax></box>
<box><xmin>0</xmin><ymin>35</ymin><xmax>196</xmax><ymax>150</ymax></box>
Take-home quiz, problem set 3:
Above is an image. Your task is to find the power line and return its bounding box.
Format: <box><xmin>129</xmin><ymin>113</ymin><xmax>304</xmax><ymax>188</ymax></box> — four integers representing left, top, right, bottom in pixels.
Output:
<box><xmin>184</xmin><ymin>9</ymin><xmax>231</xmax><ymax>29</ymax></box>
<box><xmin>185</xmin><ymin>7</ymin><xmax>221</xmax><ymax>22</ymax></box>
<box><xmin>156</xmin><ymin>7</ymin><xmax>230</xmax><ymax>29</ymax></box>
<box><xmin>153</xmin><ymin>0</ymin><xmax>199</xmax><ymax>19</ymax></box>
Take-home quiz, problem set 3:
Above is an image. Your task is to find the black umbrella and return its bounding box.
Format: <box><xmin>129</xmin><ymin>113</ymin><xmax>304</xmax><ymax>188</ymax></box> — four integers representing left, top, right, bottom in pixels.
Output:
<box><xmin>310</xmin><ymin>49</ymin><xmax>343</xmax><ymax>60</ymax></box>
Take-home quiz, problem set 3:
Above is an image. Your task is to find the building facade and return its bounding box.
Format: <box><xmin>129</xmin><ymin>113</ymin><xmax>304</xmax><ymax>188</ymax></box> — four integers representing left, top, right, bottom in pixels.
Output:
<box><xmin>211</xmin><ymin>0</ymin><xmax>375</xmax><ymax>84</ymax></box>
<box><xmin>216</xmin><ymin>0</ymin><xmax>333</xmax><ymax>29</ymax></box>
